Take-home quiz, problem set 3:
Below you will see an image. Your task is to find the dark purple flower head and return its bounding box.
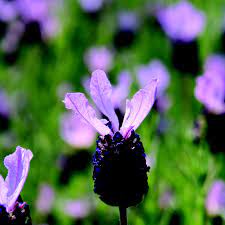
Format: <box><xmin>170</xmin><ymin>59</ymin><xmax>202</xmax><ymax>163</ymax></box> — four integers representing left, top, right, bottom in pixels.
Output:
<box><xmin>78</xmin><ymin>0</ymin><xmax>104</xmax><ymax>13</ymax></box>
<box><xmin>0</xmin><ymin>146</ymin><xmax>33</xmax><ymax>213</ymax></box>
<box><xmin>117</xmin><ymin>11</ymin><xmax>139</xmax><ymax>31</ymax></box>
<box><xmin>0</xmin><ymin>89</ymin><xmax>11</xmax><ymax>118</ymax></box>
<box><xmin>195</xmin><ymin>55</ymin><xmax>225</xmax><ymax>115</ymax></box>
<box><xmin>205</xmin><ymin>180</ymin><xmax>225</xmax><ymax>216</ymax></box>
<box><xmin>84</xmin><ymin>47</ymin><xmax>113</xmax><ymax>73</ymax></box>
<box><xmin>64</xmin><ymin>69</ymin><xmax>157</xmax><ymax>138</ymax></box>
<box><xmin>60</xmin><ymin>112</ymin><xmax>96</xmax><ymax>148</ymax></box>
<box><xmin>136</xmin><ymin>59</ymin><xmax>170</xmax><ymax>98</ymax></box>
<box><xmin>157</xmin><ymin>1</ymin><xmax>205</xmax><ymax>42</ymax></box>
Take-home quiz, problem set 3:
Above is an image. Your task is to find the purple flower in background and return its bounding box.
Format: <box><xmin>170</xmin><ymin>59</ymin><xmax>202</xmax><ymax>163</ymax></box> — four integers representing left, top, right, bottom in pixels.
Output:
<box><xmin>60</xmin><ymin>112</ymin><xmax>96</xmax><ymax>148</ymax></box>
<box><xmin>111</xmin><ymin>70</ymin><xmax>132</xmax><ymax>111</ymax></box>
<box><xmin>0</xmin><ymin>0</ymin><xmax>17</xmax><ymax>22</ymax></box>
<box><xmin>117</xmin><ymin>11</ymin><xmax>139</xmax><ymax>32</ymax></box>
<box><xmin>84</xmin><ymin>47</ymin><xmax>113</xmax><ymax>72</ymax></box>
<box><xmin>64</xmin><ymin>69</ymin><xmax>157</xmax><ymax>219</ymax></box>
<box><xmin>0</xmin><ymin>146</ymin><xmax>33</xmax><ymax>213</ymax></box>
<box><xmin>78</xmin><ymin>0</ymin><xmax>104</xmax><ymax>13</ymax></box>
<box><xmin>205</xmin><ymin>180</ymin><xmax>225</xmax><ymax>216</ymax></box>
<box><xmin>36</xmin><ymin>184</ymin><xmax>55</xmax><ymax>214</ymax></box>
<box><xmin>136</xmin><ymin>59</ymin><xmax>170</xmax><ymax>98</ymax></box>
<box><xmin>16</xmin><ymin>0</ymin><xmax>59</xmax><ymax>39</ymax></box>
<box><xmin>159</xmin><ymin>189</ymin><xmax>174</xmax><ymax>209</ymax></box>
<box><xmin>0</xmin><ymin>89</ymin><xmax>11</xmax><ymax>119</ymax></box>
<box><xmin>195</xmin><ymin>55</ymin><xmax>225</xmax><ymax>115</ymax></box>
<box><xmin>63</xmin><ymin>199</ymin><xmax>92</xmax><ymax>219</ymax></box>
<box><xmin>157</xmin><ymin>1</ymin><xmax>205</xmax><ymax>42</ymax></box>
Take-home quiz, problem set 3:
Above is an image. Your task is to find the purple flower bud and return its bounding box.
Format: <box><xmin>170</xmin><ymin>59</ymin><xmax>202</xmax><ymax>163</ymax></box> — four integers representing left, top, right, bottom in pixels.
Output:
<box><xmin>36</xmin><ymin>184</ymin><xmax>55</xmax><ymax>214</ymax></box>
<box><xmin>0</xmin><ymin>89</ymin><xmax>11</xmax><ymax>118</ymax></box>
<box><xmin>60</xmin><ymin>112</ymin><xmax>96</xmax><ymax>148</ymax></box>
<box><xmin>136</xmin><ymin>59</ymin><xmax>170</xmax><ymax>98</ymax></box>
<box><xmin>205</xmin><ymin>180</ymin><xmax>225</xmax><ymax>216</ymax></box>
<box><xmin>157</xmin><ymin>1</ymin><xmax>205</xmax><ymax>42</ymax></box>
<box><xmin>78</xmin><ymin>0</ymin><xmax>104</xmax><ymax>13</ymax></box>
<box><xmin>84</xmin><ymin>47</ymin><xmax>113</xmax><ymax>72</ymax></box>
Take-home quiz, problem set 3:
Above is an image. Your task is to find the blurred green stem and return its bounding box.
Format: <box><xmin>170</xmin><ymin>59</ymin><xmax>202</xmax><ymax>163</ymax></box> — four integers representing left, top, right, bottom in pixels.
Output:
<box><xmin>119</xmin><ymin>206</ymin><xmax>128</xmax><ymax>225</ymax></box>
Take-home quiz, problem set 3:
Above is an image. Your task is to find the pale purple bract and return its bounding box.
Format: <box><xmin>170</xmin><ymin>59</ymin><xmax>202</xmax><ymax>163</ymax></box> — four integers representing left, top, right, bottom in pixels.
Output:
<box><xmin>0</xmin><ymin>146</ymin><xmax>33</xmax><ymax>213</ymax></box>
<box><xmin>64</xmin><ymin>69</ymin><xmax>157</xmax><ymax>138</ymax></box>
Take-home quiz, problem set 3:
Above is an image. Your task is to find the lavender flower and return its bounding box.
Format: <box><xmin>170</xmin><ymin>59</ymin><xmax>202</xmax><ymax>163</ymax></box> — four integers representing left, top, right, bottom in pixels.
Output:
<box><xmin>195</xmin><ymin>55</ymin><xmax>225</xmax><ymax>115</ymax></box>
<box><xmin>0</xmin><ymin>89</ymin><xmax>11</xmax><ymax>131</ymax></box>
<box><xmin>157</xmin><ymin>1</ymin><xmax>205</xmax><ymax>42</ymax></box>
<box><xmin>205</xmin><ymin>180</ymin><xmax>225</xmax><ymax>217</ymax></box>
<box><xmin>64</xmin><ymin>69</ymin><xmax>157</xmax><ymax>223</ymax></box>
<box><xmin>136</xmin><ymin>59</ymin><xmax>170</xmax><ymax>98</ymax></box>
<box><xmin>63</xmin><ymin>199</ymin><xmax>92</xmax><ymax>219</ymax></box>
<box><xmin>36</xmin><ymin>184</ymin><xmax>55</xmax><ymax>214</ymax></box>
<box><xmin>78</xmin><ymin>0</ymin><xmax>104</xmax><ymax>13</ymax></box>
<box><xmin>60</xmin><ymin>112</ymin><xmax>96</xmax><ymax>149</ymax></box>
<box><xmin>84</xmin><ymin>47</ymin><xmax>113</xmax><ymax>72</ymax></box>
<box><xmin>114</xmin><ymin>11</ymin><xmax>139</xmax><ymax>49</ymax></box>
<box><xmin>0</xmin><ymin>146</ymin><xmax>33</xmax><ymax>224</ymax></box>
<box><xmin>0</xmin><ymin>0</ymin><xmax>17</xmax><ymax>23</ymax></box>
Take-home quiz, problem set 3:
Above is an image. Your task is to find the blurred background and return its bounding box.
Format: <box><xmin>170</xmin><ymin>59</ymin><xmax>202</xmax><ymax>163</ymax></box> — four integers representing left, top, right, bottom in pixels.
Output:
<box><xmin>0</xmin><ymin>0</ymin><xmax>225</xmax><ymax>224</ymax></box>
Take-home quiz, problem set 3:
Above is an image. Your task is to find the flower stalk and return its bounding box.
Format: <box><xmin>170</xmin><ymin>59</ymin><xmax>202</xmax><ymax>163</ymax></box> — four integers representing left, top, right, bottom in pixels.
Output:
<box><xmin>119</xmin><ymin>206</ymin><xmax>127</xmax><ymax>225</ymax></box>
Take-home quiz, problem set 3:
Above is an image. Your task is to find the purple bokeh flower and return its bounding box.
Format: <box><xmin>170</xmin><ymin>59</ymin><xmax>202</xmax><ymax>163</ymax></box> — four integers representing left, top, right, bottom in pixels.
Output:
<box><xmin>63</xmin><ymin>199</ymin><xmax>92</xmax><ymax>219</ymax></box>
<box><xmin>78</xmin><ymin>0</ymin><xmax>104</xmax><ymax>13</ymax></box>
<box><xmin>16</xmin><ymin>0</ymin><xmax>59</xmax><ymax>39</ymax></box>
<box><xmin>0</xmin><ymin>89</ymin><xmax>11</xmax><ymax>118</ymax></box>
<box><xmin>0</xmin><ymin>0</ymin><xmax>17</xmax><ymax>22</ymax></box>
<box><xmin>136</xmin><ymin>59</ymin><xmax>170</xmax><ymax>98</ymax></box>
<box><xmin>60</xmin><ymin>112</ymin><xmax>96</xmax><ymax>148</ymax></box>
<box><xmin>64</xmin><ymin>69</ymin><xmax>157</xmax><ymax>138</ymax></box>
<box><xmin>84</xmin><ymin>47</ymin><xmax>113</xmax><ymax>72</ymax></box>
<box><xmin>111</xmin><ymin>70</ymin><xmax>132</xmax><ymax>111</ymax></box>
<box><xmin>0</xmin><ymin>146</ymin><xmax>33</xmax><ymax>213</ymax></box>
<box><xmin>117</xmin><ymin>11</ymin><xmax>139</xmax><ymax>31</ymax></box>
<box><xmin>36</xmin><ymin>184</ymin><xmax>55</xmax><ymax>214</ymax></box>
<box><xmin>205</xmin><ymin>180</ymin><xmax>225</xmax><ymax>216</ymax></box>
<box><xmin>159</xmin><ymin>189</ymin><xmax>174</xmax><ymax>209</ymax></box>
<box><xmin>157</xmin><ymin>1</ymin><xmax>205</xmax><ymax>42</ymax></box>
<box><xmin>195</xmin><ymin>54</ymin><xmax>225</xmax><ymax>115</ymax></box>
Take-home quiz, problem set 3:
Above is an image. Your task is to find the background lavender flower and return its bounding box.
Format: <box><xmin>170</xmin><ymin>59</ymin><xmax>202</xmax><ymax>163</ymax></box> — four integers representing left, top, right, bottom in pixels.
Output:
<box><xmin>0</xmin><ymin>0</ymin><xmax>17</xmax><ymax>23</ymax></box>
<box><xmin>84</xmin><ymin>46</ymin><xmax>113</xmax><ymax>72</ymax></box>
<box><xmin>36</xmin><ymin>184</ymin><xmax>55</xmax><ymax>214</ymax></box>
<box><xmin>195</xmin><ymin>55</ymin><xmax>225</xmax><ymax>115</ymax></box>
<box><xmin>0</xmin><ymin>89</ymin><xmax>11</xmax><ymax>131</ymax></box>
<box><xmin>78</xmin><ymin>0</ymin><xmax>104</xmax><ymax>13</ymax></box>
<box><xmin>60</xmin><ymin>112</ymin><xmax>96</xmax><ymax>149</ymax></box>
<box><xmin>205</xmin><ymin>180</ymin><xmax>225</xmax><ymax>216</ymax></box>
<box><xmin>157</xmin><ymin>1</ymin><xmax>205</xmax><ymax>42</ymax></box>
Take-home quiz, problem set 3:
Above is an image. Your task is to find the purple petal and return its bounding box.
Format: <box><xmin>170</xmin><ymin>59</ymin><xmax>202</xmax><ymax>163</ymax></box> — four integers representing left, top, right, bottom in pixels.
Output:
<box><xmin>64</xmin><ymin>92</ymin><xmax>111</xmax><ymax>136</ymax></box>
<box><xmin>0</xmin><ymin>175</ymin><xmax>7</xmax><ymax>206</ymax></box>
<box><xmin>118</xmin><ymin>11</ymin><xmax>139</xmax><ymax>31</ymax></box>
<box><xmin>79</xmin><ymin>0</ymin><xmax>104</xmax><ymax>13</ymax></box>
<box><xmin>111</xmin><ymin>70</ymin><xmax>132</xmax><ymax>110</ymax></box>
<box><xmin>60</xmin><ymin>112</ymin><xmax>96</xmax><ymax>148</ymax></box>
<box><xmin>90</xmin><ymin>70</ymin><xmax>119</xmax><ymax>132</ymax></box>
<box><xmin>120</xmin><ymin>80</ymin><xmax>158</xmax><ymax>137</ymax></box>
<box><xmin>4</xmin><ymin>146</ymin><xmax>33</xmax><ymax>212</ymax></box>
